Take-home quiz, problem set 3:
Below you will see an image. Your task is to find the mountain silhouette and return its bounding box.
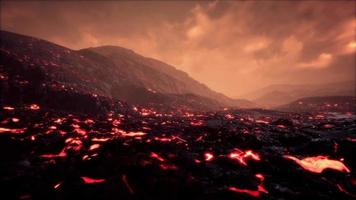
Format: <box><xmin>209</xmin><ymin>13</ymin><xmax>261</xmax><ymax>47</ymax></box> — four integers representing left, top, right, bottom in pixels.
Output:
<box><xmin>0</xmin><ymin>30</ymin><xmax>254</xmax><ymax>112</ymax></box>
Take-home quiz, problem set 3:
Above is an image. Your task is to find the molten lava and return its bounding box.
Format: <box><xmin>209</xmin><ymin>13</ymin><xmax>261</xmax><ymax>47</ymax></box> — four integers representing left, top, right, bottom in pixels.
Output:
<box><xmin>89</xmin><ymin>144</ymin><xmax>100</xmax><ymax>151</ymax></box>
<box><xmin>255</xmin><ymin>119</ymin><xmax>269</xmax><ymax>124</ymax></box>
<box><xmin>228</xmin><ymin>149</ymin><xmax>261</xmax><ymax>166</ymax></box>
<box><xmin>40</xmin><ymin>149</ymin><xmax>67</xmax><ymax>158</ymax></box>
<box><xmin>228</xmin><ymin>174</ymin><xmax>268</xmax><ymax>197</ymax></box>
<box><xmin>64</xmin><ymin>137</ymin><xmax>83</xmax><ymax>151</ymax></box>
<box><xmin>154</xmin><ymin>136</ymin><xmax>173</xmax><ymax>142</ymax></box>
<box><xmin>3</xmin><ymin>106</ymin><xmax>14</xmax><ymax>110</ymax></box>
<box><xmin>123</xmin><ymin>131</ymin><xmax>147</xmax><ymax>137</ymax></box>
<box><xmin>204</xmin><ymin>152</ymin><xmax>214</xmax><ymax>161</ymax></box>
<box><xmin>72</xmin><ymin>124</ymin><xmax>87</xmax><ymax>136</ymax></box>
<box><xmin>0</xmin><ymin>127</ymin><xmax>26</xmax><ymax>134</ymax></box>
<box><xmin>92</xmin><ymin>138</ymin><xmax>110</xmax><ymax>142</ymax></box>
<box><xmin>284</xmin><ymin>155</ymin><xmax>351</xmax><ymax>173</ymax></box>
<box><xmin>29</xmin><ymin>104</ymin><xmax>40</xmax><ymax>110</ymax></box>
<box><xmin>54</xmin><ymin>182</ymin><xmax>62</xmax><ymax>189</ymax></box>
<box><xmin>150</xmin><ymin>152</ymin><xmax>166</xmax><ymax>162</ymax></box>
<box><xmin>12</xmin><ymin>118</ymin><xmax>20</xmax><ymax>122</ymax></box>
<box><xmin>228</xmin><ymin>186</ymin><xmax>268</xmax><ymax>198</ymax></box>
<box><xmin>112</xmin><ymin>119</ymin><xmax>121</xmax><ymax>126</ymax></box>
<box><xmin>84</xmin><ymin>119</ymin><xmax>94</xmax><ymax>125</ymax></box>
<box><xmin>54</xmin><ymin>118</ymin><xmax>64</xmax><ymax>124</ymax></box>
<box><xmin>81</xmin><ymin>176</ymin><xmax>105</xmax><ymax>184</ymax></box>
<box><xmin>190</xmin><ymin>121</ymin><xmax>204</xmax><ymax>126</ymax></box>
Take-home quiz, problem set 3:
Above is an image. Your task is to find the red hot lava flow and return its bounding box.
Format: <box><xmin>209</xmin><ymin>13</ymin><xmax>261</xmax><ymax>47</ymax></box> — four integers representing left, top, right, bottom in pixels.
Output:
<box><xmin>284</xmin><ymin>155</ymin><xmax>350</xmax><ymax>173</ymax></box>
<box><xmin>228</xmin><ymin>149</ymin><xmax>261</xmax><ymax>166</ymax></box>
<box><xmin>81</xmin><ymin>176</ymin><xmax>106</xmax><ymax>184</ymax></box>
<box><xmin>228</xmin><ymin>174</ymin><xmax>268</xmax><ymax>198</ymax></box>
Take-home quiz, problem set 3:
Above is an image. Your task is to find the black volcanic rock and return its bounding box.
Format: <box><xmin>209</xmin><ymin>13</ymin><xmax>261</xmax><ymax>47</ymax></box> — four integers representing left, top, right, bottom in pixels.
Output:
<box><xmin>0</xmin><ymin>105</ymin><xmax>355</xmax><ymax>200</ymax></box>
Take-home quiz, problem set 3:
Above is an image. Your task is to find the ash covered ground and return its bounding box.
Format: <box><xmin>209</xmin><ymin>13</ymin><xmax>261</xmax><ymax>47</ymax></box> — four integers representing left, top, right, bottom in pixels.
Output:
<box><xmin>1</xmin><ymin>104</ymin><xmax>355</xmax><ymax>200</ymax></box>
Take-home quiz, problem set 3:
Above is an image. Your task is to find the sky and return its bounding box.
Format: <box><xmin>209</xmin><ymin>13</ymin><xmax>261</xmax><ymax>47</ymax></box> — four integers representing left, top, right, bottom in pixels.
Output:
<box><xmin>1</xmin><ymin>0</ymin><xmax>355</xmax><ymax>97</ymax></box>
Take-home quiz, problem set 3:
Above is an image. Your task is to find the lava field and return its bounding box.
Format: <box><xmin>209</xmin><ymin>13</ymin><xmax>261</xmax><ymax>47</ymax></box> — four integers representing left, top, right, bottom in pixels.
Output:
<box><xmin>0</xmin><ymin>104</ymin><xmax>355</xmax><ymax>200</ymax></box>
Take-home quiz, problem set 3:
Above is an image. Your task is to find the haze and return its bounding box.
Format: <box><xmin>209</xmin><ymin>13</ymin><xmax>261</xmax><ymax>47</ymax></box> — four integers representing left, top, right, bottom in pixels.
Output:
<box><xmin>1</xmin><ymin>1</ymin><xmax>355</xmax><ymax>97</ymax></box>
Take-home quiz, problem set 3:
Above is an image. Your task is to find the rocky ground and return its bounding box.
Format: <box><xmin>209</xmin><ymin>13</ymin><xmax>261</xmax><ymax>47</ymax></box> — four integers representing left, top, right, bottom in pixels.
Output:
<box><xmin>0</xmin><ymin>104</ymin><xmax>355</xmax><ymax>200</ymax></box>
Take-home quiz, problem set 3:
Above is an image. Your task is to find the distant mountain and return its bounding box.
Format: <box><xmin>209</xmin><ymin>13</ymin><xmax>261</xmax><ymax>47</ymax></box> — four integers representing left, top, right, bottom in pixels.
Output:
<box><xmin>82</xmin><ymin>46</ymin><xmax>225</xmax><ymax>102</ymax></box>
<box><xmin>0</xmin><ymin>30</ymin><xmax>253</xmax><ymax>111</ymax></box>
<box><xmin>253</xmin><ymin>90</ymin><xmax>295</xmax><ymax>108</ymax></box>
<box><xmin>242</xmin><ymin>82</ymin><xmax>355</xmax><ymax>108</ymax></box>
<box><xmin>82</xmin><ymin>46</ymin><xmax>255</xmax><ymax>108</ymax></box>
<box><xmin>277</xmin><ymin>96</ymin><xmax>356</xmax><ymax>113</ymax></box>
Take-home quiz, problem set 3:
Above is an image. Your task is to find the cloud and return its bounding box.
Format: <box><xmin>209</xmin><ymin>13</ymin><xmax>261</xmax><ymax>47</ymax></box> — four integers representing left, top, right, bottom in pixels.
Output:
<box><xmin>298</xmin><ymin>53</ymin><xmax>333</xmax><ymax>69</ymax></box>
<box><xmin>0</xmin><ymin>1</ymin><xmax>354</xmax><ymax>97</ymax></box>
<box><xmin>244</xmin><ymin>37</ymin><xmax>271</xmax><ymax>53</ymax></box>
<box><xmin>348</xmin><ymin>41</ymin><xmax>356</xmax><ymax>49</ymax></box>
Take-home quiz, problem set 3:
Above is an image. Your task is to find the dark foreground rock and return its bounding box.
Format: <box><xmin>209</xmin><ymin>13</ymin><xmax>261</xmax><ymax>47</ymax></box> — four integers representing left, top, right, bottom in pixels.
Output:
<box><xmin>0</xmin><ymin>105</ymin><xmax>355</xmax><ymax>200</ymax></box>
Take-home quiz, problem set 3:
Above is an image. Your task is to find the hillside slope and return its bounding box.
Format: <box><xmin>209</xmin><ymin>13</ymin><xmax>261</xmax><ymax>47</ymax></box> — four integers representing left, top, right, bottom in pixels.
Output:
<box><xmin>83</xmin><ymin>46</ymin><xmax>255</xmax><ymax>107</ymax></box>
<box><xmin>0</xmin><ymin>30</ymin><xmax>226</xmax><ymax>111</ymax></box>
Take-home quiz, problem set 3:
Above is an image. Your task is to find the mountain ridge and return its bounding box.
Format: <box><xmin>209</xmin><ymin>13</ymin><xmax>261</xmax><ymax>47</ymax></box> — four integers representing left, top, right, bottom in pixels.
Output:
<box><xmin>240</xmin><ymin>81</ymin><xmax>355</xmax><ymax>108</ymax></box>
<box><xmin>0</xmin><ymin>30</ymin><xmax>254</xmax><ymax>111</ymax></box>
<box><xmin>83</xmin><ymin>45</ymin><xmax>237</xmax><ymax>104</ymax></box>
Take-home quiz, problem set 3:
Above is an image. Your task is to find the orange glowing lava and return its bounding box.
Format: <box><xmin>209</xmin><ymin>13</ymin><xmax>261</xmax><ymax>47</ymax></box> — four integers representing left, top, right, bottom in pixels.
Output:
<box><xmin>276</xmin><ymin>125</ymin><xmax>286</xmax><ymax>129</ymax></box>
<box><xmin>29</xmin><ymin>104</ymin><xmax>40</xmax><ymax>110</ymax></box>
<box><xmin>255</xmin><ymin>173</ymin><xmax>264</xmax><ymax>181</ymax></box>
<box><xmin>54</xmin><ymin>182</ymin><xmax>62</xmax><ymax>189</ymax></box>
<box><xmin>228</xmin><ymin>149</ymin><xmax>260</xmax><ymax>166</ymax></box>
<box><xmin>71</xmin><ymin>124</ymin><xmax>87</xmax><ymax>135</ymax></box>
<box><xmin>154</xmin><ymin>136</ymin><xmax>173</xmax><ymax>142</ymax></box>
<box><xmin>64</xmin><ymin>137</ymin><xmax>83</xmax><ymax>151</ymax></box>
<box><xmin>150</xmin><ymin>152</ymin><xmax>166</xmax><ymax>162</ymax></box>
<box><xmin>84</xmin><ymin>119</ymin><xmax>94</xmax><ymax>124</ymax></box>
<box><xmin>112</xmin><ymin>119</ymin><xmax>121</xmax><ymax>126</ymax></box>
<box><xmin>228</xmin><ymin>185</ymin><xmax>268</xmax><ymax>198</ymax></box>
<box><xmin>123</xmin><ymin>131</ymin><xmax>147</xmax><ymax>137</ymax></box>
<box><xmin>81</xmin><ymin>176</ymin><xmax>105</xmax><ymax>184</ymax></box>
<box><xmin>54</xmin><ymin>118</ymin><xmax>64</xmax><ymax>124</ymax></box>
<box><xmin>284</xmin><ymin>155</ymin><xmax>350</xmax><ymax>173</ymax></box>
<box><xmin>0</xmin><ymin>127</ymin><xmax>25</xmax><ymax>134</ymax></box>
<box><xmin>225</xmin><ymin>114</ymin><xmax>234</xmax><ymax>119</ymax></box>
<box><xmin>255</xmin><ymin>119</ymin><xmax>269</xmax><ymax>124</ymax></box>
<box><xmin>190</xmin><ymin>121</ymin><xmax>204</xmax><ymax>126</ymax></box>
<box><xmin>204</xmin><ymin>152</ymin><xmax>214</xmax><ymax>161</ymax></box>
<box><xmin>3</xmin><ymin>106</ymin><xmax>14</xmax><ymax>110</ymax></box>
<box><xmin>89</xmin><ymin>144</ymin><xmax>100</xmax><ymax>151</ymax></box>
<box><xmin>40</xmin><ymin>149</ymin><xmax>67</xmax><ymax>158</ymax></box>
<box><xmin>92</xmin><ymin>138</ymin><xmax>110</xmax><ymax>142</ymax></box>
<box><xmin>11</xmin><ymin>118</ymin><xmax>20</xmax><ymax>122</ymax></box>
<box><xmin>228</xmin><ymin>174</ymin><xmax>268</xmax><ymax>197</ymax></box>
<box><xmin>196</xmin><ymin>135</ymin><xmax>203</xmax><ymax>141</ymax></box>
